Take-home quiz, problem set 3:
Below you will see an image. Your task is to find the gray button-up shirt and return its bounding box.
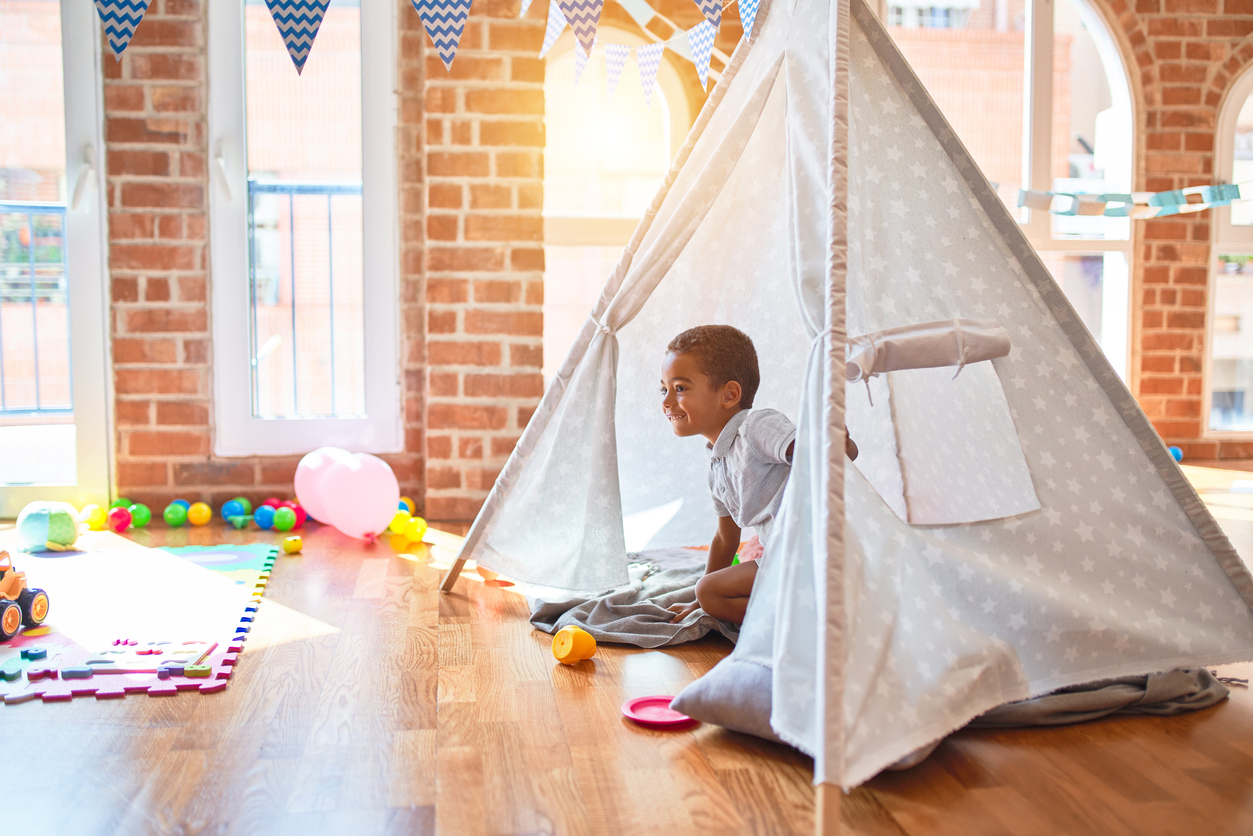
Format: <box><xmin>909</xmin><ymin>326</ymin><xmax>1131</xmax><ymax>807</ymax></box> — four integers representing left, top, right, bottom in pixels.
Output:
<box><xmin>707</xmin><ymin>408</ymin><xmax>796</xmax><ymax>541</ymax></box>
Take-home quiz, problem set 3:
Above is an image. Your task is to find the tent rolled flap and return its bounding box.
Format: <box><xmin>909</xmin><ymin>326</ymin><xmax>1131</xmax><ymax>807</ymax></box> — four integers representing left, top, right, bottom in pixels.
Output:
<box><xmin>845</xmin><ymin>318</ymin><xmax>1012</xmax><ymax>383</ymax></box>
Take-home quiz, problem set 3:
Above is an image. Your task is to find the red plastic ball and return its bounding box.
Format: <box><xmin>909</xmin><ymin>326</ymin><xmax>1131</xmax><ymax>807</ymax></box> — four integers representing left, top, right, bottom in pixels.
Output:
<box><xmin>261</xmin><ymin>497</ymin><xmax>283</xmax><ymax>508</ymax></box>
<box><xmin>280</xmin><ymin>500</ymin><xmax>307</xmax><ymax>528</ymax></box>
<box><xmin>106</xmin><ymin>506</ymin><xmax>133</xmax><ymax>532</ymax></box>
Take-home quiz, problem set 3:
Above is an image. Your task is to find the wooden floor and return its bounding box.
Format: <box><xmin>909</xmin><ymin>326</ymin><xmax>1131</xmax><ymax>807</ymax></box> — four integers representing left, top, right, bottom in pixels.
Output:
<box><xmin>2</xmin><ymin>469</ymin><xmax>1253</xmax><ymax>835</ymax></box>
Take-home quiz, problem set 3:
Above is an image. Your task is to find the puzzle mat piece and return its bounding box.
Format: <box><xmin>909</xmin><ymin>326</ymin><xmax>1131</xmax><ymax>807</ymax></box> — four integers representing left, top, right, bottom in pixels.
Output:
<box><xmin>1</xmin><ymin>545</ymin><xmax>275</xmax><ymax>705</ymax></box>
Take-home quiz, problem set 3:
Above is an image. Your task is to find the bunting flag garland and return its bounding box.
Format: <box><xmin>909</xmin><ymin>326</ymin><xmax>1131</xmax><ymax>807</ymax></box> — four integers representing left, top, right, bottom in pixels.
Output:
<box><xmin>520</xmin><ymin>0</ymin><xmax>534</xmax><ymax>16</ymax></box>
<box><xmin>687</xmin><ymin>19</ymin><xmax>716</xmax><ymax>90</ymax></box>
<box><xmin>1016</xmin><ymin>182</ymin><xmax>1253</xmax><ymax>219</ymax></box>
<box><xmin>605</xmin><ymin>43</ymin><xmax>630</xmax><ymax>99</ymax></box>
<box><xmin>739</xmin><ymin>0</ymin><xmax>761</xmax><ymax>37</ymax></box>
<box><xmin>636</xmin><ymin>41</ymin><xmax>665</xmax><ymax>107</ymax></box>
<box><xmin>574</xmin><ymin>41</ymin><xmax>591</xmax><ymax>84</ymax></box>
<box><xmin>557</xmin><ymin>0</ymin><xmax>604</xmax><ymax>57</ymax></box>
<box><xmin>412</xmin><ymin>0</ymin><xmax>473</xmax><ymax>71</ymax></box>
<box><xmin>94</xmin><ymin>0</ymin><xmax>152</xmax><ymax>59</ymax></box>
<box><xmin>693</xmin><ymin>0</ymin><xmax>722</xmax><ymax>32</ymax></box>
<box><xmin>264</xmin><ymin>0</ymin><xmax>332</xmax><ymax>74</ymax></box>
<box><xmin>539</xmin><ymin>0</ymin><xmax>567</xmax><ymax>58</ymax></box>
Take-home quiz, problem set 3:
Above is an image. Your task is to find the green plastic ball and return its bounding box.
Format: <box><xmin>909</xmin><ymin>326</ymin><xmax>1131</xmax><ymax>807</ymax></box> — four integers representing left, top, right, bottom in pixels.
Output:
<box><xmin>273</xmin><ymin>506</ymin><xmax>297</xmax><ymax>532</ymax></box>
<box><xmin>232</xmin><ymin>496</ymin><xmax>253</xmax><ymax>515</ymax></box>
<box><xmin>163</xmin><ymin>503</ymin><xmax>188</xmax><ymax>527</ymax></box>
<box><xmin>110</xmin><ymin>497</ymin><xmax>132</xmax><ymax>510</ymax></box>
<box><xmin>128</xmin><ymin>503</ymin><xmax>152</xmax><ymax>528</ymax></box>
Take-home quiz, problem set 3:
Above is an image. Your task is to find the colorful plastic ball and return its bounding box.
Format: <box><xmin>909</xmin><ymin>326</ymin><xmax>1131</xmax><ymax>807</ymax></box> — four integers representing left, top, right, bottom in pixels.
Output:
<box><xmin>163</xmin><ymin>503</ymin><xmax>188</xmax><ymax>527</ymax></box>
<box><xmin>128</xmin><ymin>503</ymin><xmax>152</xmax><ymax>528</ymax></box>
<box><xmin>403</xmin><ymin>516</ymin><xmax>428</xmax><ymax>543</ymax></box>
<box><xmin>109</xmin><ymin>497</ymin><xmax>132</xmax><ymax>510</ymax></box>
<box><xmin>80</xmin><ymin>504</ymin><xmax>107</xmax><ymax>531</ymax></box>
<box><xmin>279</xmin><ymin>501</ymin><xmax>307</xmax><ymax>528</ymax></box>
<box><xmin>389</xmin><ymin>510</ymin><xmax>411</xmax><ymax>534</ymax></box>
<box><xmin>389</xmin><ymin>532</ymin><xmax>411</xmax><ymax>552</ymax></box>
<box><xmin>272</xmin><ymin>506</ymin><xmax>297</xmax><ymax>532</ymax></box>
<box><xmin>232</xmin><ymin>496</ymin><xmax>253</xmax><ymax>515</ymax></box>
<box><xmin>220</xmin><ymin>499</ymin><xmax>245</xmax><ymax>520</ymax></box>
<box><xmin>399</xmin><ymin>496</ymin><xmax>415</xmax><ymax>515</ymax></box>
<box><xmin>282</xmin><ymin>535</ymin><xmax>303</xmax><ymax>554</ymax></box>
<box><xmin>106</xmin><ymin>506</ymin><xmax>132</xmax><ymax>532</ymax></box>
<box><xmin>172</xmin><ymin>499</ymin><xmax>191</xmax><ymax>511</ymax></box>
<box><xmin>1169</xmin><ymin>445</ymin><xmax>1183</xmax><ymax>462</ymax></box>
<box><xmin>254</xmin><ymin>505</ymin><xmax>276</xmax><ymax>530</ymax></box>
<box><xmin>187</xmin><ymin>502</ymin><xmax>212</xmax><ymax>526</ymax></box>
<box><xmin>261</xmin><ymin>497</ymin><xmax>282</xmax><ymax>509</ymax></box>
<box><xmin>17</xmin><ymin>501</ymin><xmax>80</xmax><ymax>552</ymax></box>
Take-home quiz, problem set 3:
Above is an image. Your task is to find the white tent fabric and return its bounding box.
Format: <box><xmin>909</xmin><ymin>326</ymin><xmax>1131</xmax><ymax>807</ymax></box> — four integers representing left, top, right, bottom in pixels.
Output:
<box><xmin>452</xmin><ymin>0</ymin><xmax>1253</xmax><ymax>789</ymax></box>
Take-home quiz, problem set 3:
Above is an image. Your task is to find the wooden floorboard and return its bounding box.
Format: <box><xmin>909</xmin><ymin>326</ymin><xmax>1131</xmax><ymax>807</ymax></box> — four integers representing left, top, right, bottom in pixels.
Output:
<box><xmin>1</xmin><ymin>473</ymin><xmax>1252</xmax><ymax>834</ymax></box>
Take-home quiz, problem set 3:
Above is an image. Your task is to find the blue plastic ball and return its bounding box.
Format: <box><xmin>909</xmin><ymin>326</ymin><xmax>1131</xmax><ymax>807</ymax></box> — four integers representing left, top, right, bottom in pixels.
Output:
<box><xmin>172</xmin><ymin>499</ymin><xmax>191</xmax><ymax>511</ymax></box>
<box><xmin>221</xmin><ymin>499</ymin><xmax>245</xmax><ymax>520</ymax></box>
<box><xmin>254</xmin><ymin>504</ymin><xmax>276</xmax><ymax>530</ymax></box>
<box><xmin>1169</xmin><ymin>445</ymin><xmax>1183</xmax><ymax>462</ymax></box>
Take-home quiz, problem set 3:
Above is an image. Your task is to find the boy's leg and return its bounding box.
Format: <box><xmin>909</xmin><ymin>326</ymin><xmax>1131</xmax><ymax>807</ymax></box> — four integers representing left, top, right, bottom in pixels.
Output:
<box><xmin>695</xmin><ymin>560</ymin><xmax>759</xmax><ymax>624</ymax></box>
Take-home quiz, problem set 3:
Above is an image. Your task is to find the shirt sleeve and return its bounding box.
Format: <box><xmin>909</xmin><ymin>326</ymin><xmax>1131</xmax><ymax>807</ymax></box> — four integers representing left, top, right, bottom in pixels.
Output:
<box><xmin>744</xmin><ymin>410</ymin><xmax>796</xmax><ymax>465</ymax></box>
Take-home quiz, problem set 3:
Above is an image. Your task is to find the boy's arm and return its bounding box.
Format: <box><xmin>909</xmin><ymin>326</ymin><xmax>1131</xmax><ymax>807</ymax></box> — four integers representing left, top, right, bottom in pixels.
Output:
<box><xmin>706</xmin><ymin>515</ymin><xmax>742</xmax><ymax>574</ymax></box>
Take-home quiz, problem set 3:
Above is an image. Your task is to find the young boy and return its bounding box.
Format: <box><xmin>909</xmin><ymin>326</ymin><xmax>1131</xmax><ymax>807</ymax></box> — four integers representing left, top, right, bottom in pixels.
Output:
<box><xmin>662</xmin><ymin>325</ymin><xmax>858</xmax><ymax>625</ymax></box>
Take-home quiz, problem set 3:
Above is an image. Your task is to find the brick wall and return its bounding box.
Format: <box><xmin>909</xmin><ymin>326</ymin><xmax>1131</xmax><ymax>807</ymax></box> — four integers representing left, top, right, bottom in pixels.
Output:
<box><xmin>1096</xmin><ymin>0</ymin><xmax>1253</xmax><ymax>458</ymax></box>
<box><xmin>104</xmin><ymin>0</ymin><xmax>426</xmax><ymax>511</ymax></box>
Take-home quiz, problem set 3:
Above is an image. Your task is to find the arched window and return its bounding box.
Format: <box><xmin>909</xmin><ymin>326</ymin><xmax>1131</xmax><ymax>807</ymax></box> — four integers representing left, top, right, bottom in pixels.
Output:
<box><xmin>542</xmin><ymin>26</ymin><xmax>693</xmax><ymax>381</ymax></box>
<box><xmin>885</xmin><ymin>0</ymin><xmax>1134</xmax><ymax>379</ymax></box>
<box><xmin>1205</xmin><ymin>69</ymin><xmax>1253</xmax><ymax>432</ymax></box>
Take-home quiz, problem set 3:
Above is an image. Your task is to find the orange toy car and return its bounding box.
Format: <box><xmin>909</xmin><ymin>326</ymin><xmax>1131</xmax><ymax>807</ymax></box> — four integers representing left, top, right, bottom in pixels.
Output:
<box><xmin>0</xmin><ymin>550</ymin><xmax>49</xmax><ymax>641</ymax></box>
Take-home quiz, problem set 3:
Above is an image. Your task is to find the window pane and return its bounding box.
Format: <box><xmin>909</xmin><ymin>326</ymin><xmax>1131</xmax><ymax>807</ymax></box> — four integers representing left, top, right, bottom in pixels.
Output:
<box><xmin>0</xmin><ymin>0</ymin><xmax>74</xmax><ymax>483</ymax></box>
<box><xmin>1050</xmin><ymin>0</ymin><xmax>1131</xmax><ymax>240</ymax></box>
<box><xmin>1038</xmin><ymin>251</ymin><xmax>1129</xmax><ymax>379</ymax></box>
<box><xmin>1232</xmin><ymin>95</ymin><xmax>1253</xmax><ymax>226</ymax></box>
<box><xmin>887</xmin><ymin>0</ymin><xmax>1027</xmax><ymax>204</ymax></box>
<box><xmin>1209</xmin><ymin>256</ymin><xmax>1253</xmax><ymax>430</ymax></box>
<box><xmin>544</xmin><ymin>45</ymin><xmax>671</xmax><ymax>217</ymax></box>
<box><xmin>245</xmin><ymin>0</ymin><xmax>364</xmax><ymax>418</ymax></box>
<box><xmin>543</xmin><ymin>246</ymin><xmax>622</xmax><ymax>380</ymax></box>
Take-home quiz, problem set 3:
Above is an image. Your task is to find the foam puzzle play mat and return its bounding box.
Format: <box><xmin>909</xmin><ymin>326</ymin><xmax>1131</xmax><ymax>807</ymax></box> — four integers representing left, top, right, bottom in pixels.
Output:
<box><xmin>0</xmin><ymin>544</ymin><xmax>276</xmax><ymax>704</ymax></box>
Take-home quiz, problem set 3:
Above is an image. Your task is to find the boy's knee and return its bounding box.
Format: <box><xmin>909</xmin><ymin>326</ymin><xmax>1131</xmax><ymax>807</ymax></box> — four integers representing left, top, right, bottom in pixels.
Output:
<box><xmin>695</xmin><ymin>573</ymin><xmax>719</xmax><ymax>614</ymax></box>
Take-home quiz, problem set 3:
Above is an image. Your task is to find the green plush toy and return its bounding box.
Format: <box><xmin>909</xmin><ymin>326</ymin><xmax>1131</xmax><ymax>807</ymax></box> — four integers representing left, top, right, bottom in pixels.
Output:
<box><xmin>16</xmin><ymin>501</ymin><xmax>81</xmax><ymax>552</ymax></box>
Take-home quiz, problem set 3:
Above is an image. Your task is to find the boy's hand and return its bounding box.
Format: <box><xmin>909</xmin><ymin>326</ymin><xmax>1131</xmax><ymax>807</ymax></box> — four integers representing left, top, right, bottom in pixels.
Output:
<box><xmin>667</xmin><ymin>601</ymin><xmax>700</xmax><ymax>622</ymax></box>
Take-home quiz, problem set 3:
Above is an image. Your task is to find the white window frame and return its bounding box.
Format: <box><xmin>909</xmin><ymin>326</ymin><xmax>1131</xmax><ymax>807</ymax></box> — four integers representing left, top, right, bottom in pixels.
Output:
<box><xmin>0</xmin><ymin>3</ymin><xmax>113</xmax><ymax>515</ymax></box>
<box><xmin>1201</xmin><ymin>67</ymin><xmax>1253</xmax><ymax>437</ymax></box>
<box><xmin>207</xmin><ymin>0</ymin><xmax>400</xmax><ymax>457</ymax></box>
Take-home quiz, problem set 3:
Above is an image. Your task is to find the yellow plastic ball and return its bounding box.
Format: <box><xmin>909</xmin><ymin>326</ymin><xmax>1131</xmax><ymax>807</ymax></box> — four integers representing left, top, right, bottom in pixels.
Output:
<box><xmin>80</xmin><ymin>504</ymin><xmax>107</xmax><ymax>531</ymax></box>
<box><xmin>403</xmin><ymin>517</ymin><xmax>428</xmax><ymax>543</ymax></box>
<box><xmin>187</xmin><ymin>502</ymin><xmax>212</xmax><ymax>526</ymax></box>
<box><xmin>282</xmin><ymin>535</ymin><xmax>303</xmax><ymax>554</ymax></box>
<box><xmin>399</xmin><ymin>496</ymin><xmax>415</xmax><ymax>515</ymax></box>
<box><xmin>389</xmin><ymin>533</ymin><xmax>411</xmax><ymax>552</ymax></box>
<box><xmin>389</xmin><ymin>510</ymin><xmax>411</xmax><ymax>534</ymax></box>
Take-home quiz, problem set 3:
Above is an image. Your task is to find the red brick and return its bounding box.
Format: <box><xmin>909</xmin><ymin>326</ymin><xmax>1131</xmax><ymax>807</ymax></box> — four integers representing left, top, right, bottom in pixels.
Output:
<box><xmin>113</xmin><ymin>277</ymin><xmax>140</xmax><ymax>302</ymax></box>
<box><xmin>1141</xmin><ymin>333</ymin><xmax>1195</xmax><ymax>350</ymax></box>
<box><xmin>464</xmin><ymin>373</ymin><xmax>544</xmax><ymax>397</ymax></box>
<box><xmin>524</xmin><ymin>281</ymin><xmax>543</xmax><ymax>305</ymax></box>
<box><xmin>1143</xmin><ymin>221</ymin><xmax>1188</xmax><ymax>241</ymax></box>
<box><xmin>428</xmin><ymin>404</ymin><xmax>508</xmax><ymax>430</ymax></box>
<box><xmin>116</xmin><ymin>400</ymin><xmax>152</xmax><ymax>426</ymax></box>
<box><xmin>115</xmin><ymin>368</ymin><xmax>201</xmax><ymax>395</ymax></box>
<box><xmin>459</xmin><ymin>437</ymin><xmax>484</xmax><ymax>458</ymax></box>
<box><xmin>104</xmin><ymin>85</ymin><xmax>145</xmax><ymax>112</ymax></box>
<box><xmin>106</xmin><ymin>117</ymin><xmax>192</xmax><ymax>144</ymax></box>
<box><xmin>1142</xmin><ymin>311</ymin><xmax>1163</xmax><ymax>328</ymax></box>
<box><xmin>429</xmin><ymin>310</ymin><xmax>458</xmax><ymax>333</ymax></box>
<box><xmin>491</xmin><ymin>436</ymin><xmax>521</xmax><ymax>457</ymax></box>
<box><xmin>479</xmin><ymin>120</ymin><xmax>544</xmax><ymax>147</ymax></box>
<box><xmin>464</xmin><ymin>215</ymin><xmax>542</xmax><ymax>241</ymax></box>
<box><xmin>124</xmin><ymin>309</ymin><xmax>208</xmax><ymax>333</ymax></box>
<box><xmin>118</xmin><ymin>461</ymin><xmax>170</xmax><ymax>487</ymax></box>
<box><xmin>427</xmin><ymin>215</ymin><xmax>459</xmax><ymax>241</ymax></box>
<box><xmin>150</xmin><ymin>85</ymin><xmax>202</xmax><ymax>113</ymax></box>
<box><xmin>127</xmin><ymin>54</ymin><xmax>201</xmax><ymax>81</ymax></box>
<box><xmin>179</xmin><ymin>277</ymin><xmax>207</xmax><ymax>302</ymax></box>
<box><xmin>156</xmin><ymin>401</ymin><xmax>209</xmax><ymax>426</ymax></box>
<box><xmin>129</xmin><ymin>18</ymin><xmax>201</xmax><ymax>48</ymax></box>
<box><xmin>183</xmin><ymin>339</ymin><xmax>209</xmax><ymax>364</ymax></box>
<box><xmin>465</xmin><ymin>467</ymin><xmax>502</xmax><ymax>491</ymax></box>
<box><xmin>428</xmin><ymin>466</ymin><xmax>463</xmax><ymax>489</ymax></box>
<box><xmin>511</xmin><ymin>57</ymin><xmax>545</xmax><ymax>84</ymax></box>
<box><xmin>1173</xmin><ymin>267</ymin><xmax>1208</xmax><ymax>285</ymax></box>
<box><xmin>428</xmin><ymin>246</ymin><xmax>506</xmax><ymax>272</ymax></box>
<box><xmin>473</xmin><ymin>280</ymin><xmax>520</xmax><ymax>303</ymax></box>
<box><xmin>496</xmin><ymin>152</ymin><xmax>540</xmax><ymax>177</ymax></box>
<box><xmin>128</xmin><ymin>430</ymin><xmax>210</xmax><ymax>456</ymax></box>
<box><xmin>260</xmin><ymin>460</ymin><xmax>300</xmax><ymax>485</ymax></box>
<box><xmin>430</xmin><ymin>372</ymin><xmax>460</xmax><ymax>397</ymax></box>
<box><xmin>1140</xmin><ymin>377</ymin><xmax>1185</xmax><ymax>395</ymax></box>
<box><xmin>429</xmin><ymin>183</ymin><xmax>463</xmax><ymax>209</ymax></box>
<box><xmin>113</xmin><ymin>338</ymin><xmax>177</xmax><ymax>364</ymax></box>
<box><xmin>1141</xmin><ymin>356</ymin><xmax>1176</xmax><ymax>373</ymax></box>
<box><xmin>111</xmin><ymin>244</ymin><xmax>197</xmax><ymax>271</ymax></box>
<box><xmin>424</xmin><ymin>496</ymin><xmax>486</xmax><ymax>521</ymax></box>
<box><xmin>429</xmin><ymin>152</ymin><xmax>490</xmax><ymax>177</ymax></box>
<box><xmin>108</xmin><ymin>150</ymin><xmax>170</xmax><ymax>177</ymax></box>
<box><xmin>428</xmin><ymin>341</ymin><xmax>503</xmax><ymax>366</ymax></box>
<box><xmin>110</xmin><ymin>213</ymin><xmax>156</xmax><ymax>240</ymax></box>
<box><xmin>144</xmin><ymin>277</ymin><xmax>170</xmax><ymax>302</ymax></box>
<box><xmin>120</xmin><ymin>182</ymin><xmax>204</xmax><ymax>210</ymax></box>
<box><xmin>488</xmin><ymin>23</ymin><xmax>542</xmax><ymax>51</ymax></box>
<box><xmin>1166</xmin><ymin>311</ymin><xmax>1205</xmax><ymax>328</ymax></box>
<box><xmin>172</xmin><ymin>462</ymin><xmax>256</xmax><ymax>486</ymax></box>
<box><xmin>510</xmin><ymin>343</ymin><xmax>543</xmax><ymax>368</ymax></box>
<box><xmin>428</xmin><ymin>435</ymin><xmax>454</xmax><ymax>459</ymax></box>
<box><xmin>425</xmin><ymin>55</ymin><xmax>506</xmax><ymax>81</ymax></box>
<box><xmin>470</xmin><ymin>184</ymin><xmax>513</xmax><ymax>209</ymax></box>
<box><xmin>428</xmin><ymin>278</ymin><xmax>470</xmax><ymax>303</ymax></box>
<box><xmin>511</xmin><ymin>247</ymin><xmax>544</xmax><ymax>271</ymax></box>
<box><xmin>157</xmin><ymin>215</ymin><xmax>183</xmax><ymax>239</ymax></box>
<box><xmin>465</xmin><ymin>310</ymin><xmax>542</xmax><ymax>336</ymax></box>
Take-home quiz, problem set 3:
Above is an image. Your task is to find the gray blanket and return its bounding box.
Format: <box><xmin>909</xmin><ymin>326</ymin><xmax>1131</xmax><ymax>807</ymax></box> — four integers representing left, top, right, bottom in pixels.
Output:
<box><xmin>529</xmin><ymin>561</ymin><xmax>739</xmax><ymax>648</ymax></box>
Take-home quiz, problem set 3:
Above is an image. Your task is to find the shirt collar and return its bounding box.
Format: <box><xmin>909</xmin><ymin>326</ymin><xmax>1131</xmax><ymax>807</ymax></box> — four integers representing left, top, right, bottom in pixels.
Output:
<box><xmin>707</xmin><ymin>409</ymin><xmax>751</xmax><ymax>458</ymax></box>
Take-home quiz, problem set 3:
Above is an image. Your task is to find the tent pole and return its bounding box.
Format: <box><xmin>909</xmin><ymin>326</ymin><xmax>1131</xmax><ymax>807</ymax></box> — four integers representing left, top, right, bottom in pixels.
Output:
<box><xmin>440</xmin><ymin>558</ymin><xmax>467</xmax><ymax>592</ymax></box>
<box><xmin>816</xmin><ymin>782</ymin><xmax>843</xmax><ymax>835</ymax></box>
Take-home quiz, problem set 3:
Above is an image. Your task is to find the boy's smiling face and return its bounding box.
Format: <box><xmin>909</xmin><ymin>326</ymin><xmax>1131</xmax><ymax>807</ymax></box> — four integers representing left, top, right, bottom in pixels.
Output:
<box><xmin>661</xmin><ymin>351</ymin><xmax>743</xmax><ymax>445</ymax></box>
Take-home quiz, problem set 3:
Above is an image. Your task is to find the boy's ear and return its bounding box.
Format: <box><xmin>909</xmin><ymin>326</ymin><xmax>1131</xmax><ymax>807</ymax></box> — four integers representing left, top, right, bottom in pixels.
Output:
<box><xmin>722</xmin><ymin>380</ymin><xmax>743</xmax><ymax>409</ymax></box>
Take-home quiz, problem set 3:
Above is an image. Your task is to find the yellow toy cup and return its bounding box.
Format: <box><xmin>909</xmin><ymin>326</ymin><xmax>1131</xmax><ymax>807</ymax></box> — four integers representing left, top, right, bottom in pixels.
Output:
<box><xmin>552</xmin><ymin>625</ymin><xmax>596</xmax><ymax>665</ymax></box>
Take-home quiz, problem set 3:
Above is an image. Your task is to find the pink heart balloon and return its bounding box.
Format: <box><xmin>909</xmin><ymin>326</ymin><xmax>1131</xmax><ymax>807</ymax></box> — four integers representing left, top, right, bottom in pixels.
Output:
<box><xmin>324</xmin><ymin>453</ymin><xmax>400</xmax><ymax>540</ymax></box>
<box><xmin>294</xmin><ymin>447</ymin><xmax>352</xmax><ymax>524</ymax></box>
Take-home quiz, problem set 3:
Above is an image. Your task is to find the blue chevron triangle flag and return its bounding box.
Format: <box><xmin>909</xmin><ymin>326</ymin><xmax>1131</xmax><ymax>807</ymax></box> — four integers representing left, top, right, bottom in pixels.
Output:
<box><xmin>94</xmin><ymin>0</ymin><xmax>153</xmax><ymax>59</ymax></box>
<box><xmin>635</xmin><ymin>42</ymin><xmax>665</xmax><ymax>108</ymax></box>
<box><xmin>739</xmin><ymin>0</ymin><xmax>761</xmax><ymax>36</ymax></box>
<box><xmin>413</xmin><ymin>0</ymin><xmax>473</xmax><ymax>71</ymax></box>
<box><xmin>264</xmin><ymin>0</ymin><xmax>331</xmax><ymax>75</ymax></box>
<box><xmin>605</xmin><ymin>43</ymin><xmax>629</xmax><ymax>100</ymax></box>
<box><xmin>693</xmin><ymin>0</ymin><xmax>721</xmax><ymax>32</ymax></box>
<box><xmin>687</xmin><ymin>19</ymin><xmax>716</xmax><ymax>90</ymax></box>
<box><xmin>556</xmin><ymin>0</ymin><xmax>603</xmax><ymax>58</ymax></box>
<box><xmin>539</xmin><ymin>0</ymin><xmax>567</xmax><ymax>58</ymax></box>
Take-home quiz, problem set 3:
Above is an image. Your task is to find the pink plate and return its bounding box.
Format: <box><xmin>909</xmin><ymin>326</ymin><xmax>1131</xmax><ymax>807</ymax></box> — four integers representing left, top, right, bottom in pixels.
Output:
<box><xmin>621</xmin><ymin>695</ymin><xmax>698</xmax><ymax>729</ymax></box>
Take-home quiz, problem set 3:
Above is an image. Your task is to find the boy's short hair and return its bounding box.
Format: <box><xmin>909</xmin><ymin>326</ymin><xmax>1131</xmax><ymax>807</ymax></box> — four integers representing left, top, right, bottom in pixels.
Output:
<box><xmin>667</xmin><ymin>325</ymin><xmax>761</xmax><ymax>409</ymax></box>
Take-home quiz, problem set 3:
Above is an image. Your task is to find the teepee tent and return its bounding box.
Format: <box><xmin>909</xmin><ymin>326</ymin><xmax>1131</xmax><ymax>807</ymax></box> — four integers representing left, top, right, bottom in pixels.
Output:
<box><xmin>440</xmin><ymin>0</ymin><xmax>1253</xmax><ymax>797</ymax></box>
